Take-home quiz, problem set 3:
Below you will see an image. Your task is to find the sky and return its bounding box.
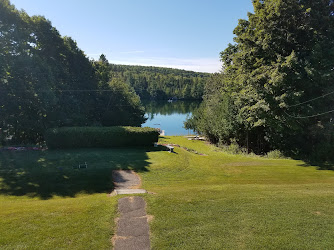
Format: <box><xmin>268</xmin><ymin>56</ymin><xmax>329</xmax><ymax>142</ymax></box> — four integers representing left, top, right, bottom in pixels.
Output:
<box><xmin>10</xmin><ymin>0</ymin><xmax>254</xmax><ymax>73</ymax></box>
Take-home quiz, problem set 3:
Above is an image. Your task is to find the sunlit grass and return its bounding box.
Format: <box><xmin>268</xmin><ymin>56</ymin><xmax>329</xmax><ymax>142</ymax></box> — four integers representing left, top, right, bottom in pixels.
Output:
<box><xmin>141</xmin><ymin>136</ymin><xmax>334</xmax><ymax>249</ymax></box>
<box><xmin>1</xmin><ymin>137</ymin><xmax>334</xmax><ymax>249</ymax></box>
<box><xmin>0</xmin><ymin>147</ymin><xmax>153</xmax><ymax>249</ymax></box>
<box><xmin>0</xmin><ymin>194</ymin><xmax>118</xmax><ymax>249</ymax></box>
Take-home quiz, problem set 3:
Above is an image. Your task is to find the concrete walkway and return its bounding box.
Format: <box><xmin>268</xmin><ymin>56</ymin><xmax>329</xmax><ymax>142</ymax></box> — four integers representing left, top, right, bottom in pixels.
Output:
<box><xmin>112</xmin><ymin>170</ymin><xmax>147</xmax><ymax>195</ymax></box>
<box><xmin>113</xmin><ymin>197</ymin><xmax>151</xmax><ymax>250</ymax></box>
<box><xmin>112</xmin><ymin>171</ymin><xmax>151</xmax><ymax>249</ymax></box>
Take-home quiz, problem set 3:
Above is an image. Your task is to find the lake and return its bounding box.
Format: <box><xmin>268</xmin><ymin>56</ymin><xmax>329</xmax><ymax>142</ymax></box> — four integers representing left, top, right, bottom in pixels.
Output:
<box><xmin>142</xmin><ymin>100</ymin><xmax>200</xmax><ymax>136</ymax></box>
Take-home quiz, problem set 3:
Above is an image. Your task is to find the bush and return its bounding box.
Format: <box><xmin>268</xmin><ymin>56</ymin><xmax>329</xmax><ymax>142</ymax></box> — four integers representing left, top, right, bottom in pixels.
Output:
<box><xmin>218</xmin><ymin>139</ymin><xmax>247</xmax><ymax>155</ymax></box>
<box><xmin>45</xmin><ymin>126</ymin><xmax>159</xmax><ymax>149</ymax></box>
<box><xmin>266</xmin><ymin>150</ymin><xmax>285</xmax><ymax>159</ymax></box>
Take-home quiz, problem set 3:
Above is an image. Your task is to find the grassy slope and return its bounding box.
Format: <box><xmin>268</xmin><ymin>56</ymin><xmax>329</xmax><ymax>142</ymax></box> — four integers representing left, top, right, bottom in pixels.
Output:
<box><xmin>1</xmin><ymin>137</ymin><xmax>334</xmax><ymax>249</ymax></box>
<box><xmin>0</xmin><ymin>148</ymin><xmax>152</xmax><ymax>249</ymax></box>
<box><xmin>0</xmin><ymin>195</ymin><xmax>117</xmax><ymax>249</ymax></box>
<box><xmin>142</xmin><ymin>137</ymin><xmax>334</xmax><ymax>249</ymax></box>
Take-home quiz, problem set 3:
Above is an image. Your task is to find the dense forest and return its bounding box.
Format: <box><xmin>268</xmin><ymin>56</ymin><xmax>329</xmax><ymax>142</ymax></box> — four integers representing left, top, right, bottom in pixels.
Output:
<box><xmin>96</xmin><ymin>58</ymin><xmax>209</xmax><ymax>100</ymax></box>
<box><xmin>112</xmin><ymin>64</ymin><xmax>209</xmax><ymax>100</ymax></box>
<box><xmin>0</xmin><ymin>0</ymin><xmax>145</xmax><ymax>144</ymax></box>
<box><xmin>94</xmin><ymin>56</ymin><xmax>209</xmax><ymax>100</ymax></box>
<box><xmin>186</xmin><ymin>0</ymin><xmax>334</xmax><ymax>161</ymax></box>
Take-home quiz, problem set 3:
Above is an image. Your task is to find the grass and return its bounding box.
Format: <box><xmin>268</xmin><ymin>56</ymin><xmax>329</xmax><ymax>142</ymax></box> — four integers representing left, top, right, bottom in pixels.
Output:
<box><xmin>1</xmin><ymin>137</ymin><xmax>334</xmax><ymax>249</ymax></box>
<box><xmin>0</xmin><ymin>195</ymin><xmax>116</xmax><ymax>249</ymax></box>
<box><xmin>0</xmin><ymin>147</ymin><xmax>154</xmax><ymax>249</ymax></box>
<box><xmin>143</xmin><ymin>137</ymin><xmax>334</xmax><ymax>249</ymax></box>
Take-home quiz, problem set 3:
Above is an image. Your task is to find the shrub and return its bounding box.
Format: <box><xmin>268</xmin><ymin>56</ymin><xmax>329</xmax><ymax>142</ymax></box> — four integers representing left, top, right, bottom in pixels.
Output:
<box><xmin>218</xmin><ymin>139</ymin><xmax>247</xmax><ymax>155</ymax></box>
<box><xmin>266</xmin><ymin>150</ymin><xmax>285</xmax><ymax>159</ymax></box>
<box><xmin>45</xmin><ymin>126</ymin><xmax>159</xmax><ymax>149</ymax></box>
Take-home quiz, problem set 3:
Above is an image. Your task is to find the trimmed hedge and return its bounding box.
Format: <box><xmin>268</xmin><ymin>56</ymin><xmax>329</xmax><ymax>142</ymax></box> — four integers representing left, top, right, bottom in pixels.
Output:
<box><xmin>45</xmin><ymin>126</ymin><xmax>159</xmax><ymax>149</ymax></box>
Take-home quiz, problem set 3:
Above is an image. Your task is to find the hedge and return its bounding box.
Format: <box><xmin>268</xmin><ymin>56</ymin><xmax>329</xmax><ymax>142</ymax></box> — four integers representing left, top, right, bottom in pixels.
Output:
<box><xmin>45</xmin><ymin>126</ymin><xmax>159</xmax><ymax>149</ymax></box>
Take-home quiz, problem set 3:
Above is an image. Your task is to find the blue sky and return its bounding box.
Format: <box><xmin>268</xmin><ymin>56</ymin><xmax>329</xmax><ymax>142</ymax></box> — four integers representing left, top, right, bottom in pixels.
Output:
<box><xmin>10</xmin><ymin>0</ymin><xmax>254</xmax><ymax>73</ymax></box>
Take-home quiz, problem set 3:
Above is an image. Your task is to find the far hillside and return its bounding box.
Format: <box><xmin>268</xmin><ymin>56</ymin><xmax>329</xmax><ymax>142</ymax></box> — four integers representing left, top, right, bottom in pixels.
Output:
<box><xmin>93</xmin><ymin>55</ymin><xmax>211</xmax><ymax>100</ymax></box>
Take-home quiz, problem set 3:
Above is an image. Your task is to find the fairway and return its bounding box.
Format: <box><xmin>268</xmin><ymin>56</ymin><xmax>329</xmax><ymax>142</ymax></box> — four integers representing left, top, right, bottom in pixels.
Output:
<box><xmin>1</xmin><ymin>136</ymin><xmax>334</xmax><ymax>249</ymax></box>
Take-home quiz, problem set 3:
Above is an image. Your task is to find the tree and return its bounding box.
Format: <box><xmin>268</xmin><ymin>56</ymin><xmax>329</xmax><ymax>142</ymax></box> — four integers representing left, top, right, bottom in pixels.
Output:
<box><xmin>107</xmin><ymin>63</ymin><xmax>210</xmax><ymax>100</ymax></box>
<box><xmin>189</xmin><ymin>0</ymin><xmax>334</xmax><ymax>158</ymax></box>
<box><xmin>98</xmin><ymin>79</ymin><xmax>146</xmax><ymax>126</ymax></box>
<box><xmin>0</xmin><ymin>0</ymin><xmax>147</xmax><ymax>144</ymax></box>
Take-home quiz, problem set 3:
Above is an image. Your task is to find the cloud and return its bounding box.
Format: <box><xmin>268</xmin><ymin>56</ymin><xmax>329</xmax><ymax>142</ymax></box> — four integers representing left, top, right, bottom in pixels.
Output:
<box><xmin>120</xmin><ymin>50</ymin><xmax>145</xmax><ymax>54</ymax></box>
<box><xmin>86</xmin><ymin>53</ymin><xmax>104</xmax><ymax>56</ymax></box>
<box><xmin>109</xmin><ymin>57</ymin><xmax>221</xmax><ymax>73</ymax></box>
<box><xmin>85</xmin><ymin>53</ymin><xmax>221</xmax><ymax>73</ymax></box>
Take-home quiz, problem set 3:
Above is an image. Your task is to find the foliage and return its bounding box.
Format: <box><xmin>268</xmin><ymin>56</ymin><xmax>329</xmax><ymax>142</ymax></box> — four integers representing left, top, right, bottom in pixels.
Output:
<box><xmin>92</xmin><ymin>62</ymin><xmax>210</xmax><ymax>100</ymax></box>
<box><xmin>0</xmin><ymin>1</ymin><xmax>146</xmax><ymax>144</ymax></box>
<box><xmin>266</xmin><ymin>149</ymin><xmax>286</xmax><ymax>159</ymax></box>
<box><xmin>188</xmin><ymin>0</ymin><xmax>334</xmax><ymax>159</ymax></box>
<box><xmin>45</xmin><ymin>126</ymin><xmax>159</xmax><ymax>149</ymax></box>
<box><xmin>185</xmin><ymin>86</ymin><xmax>239</xmax><ymax>144</ymax></box>
<box><xmin>92</xmin><ymin>59</ymin><xmax>147</xmax><ymax>126</ymax></box>
<box><xmin>217</xmin><ymin>139</ymin><xmax>247</xmax><ymax>155</ymax></box>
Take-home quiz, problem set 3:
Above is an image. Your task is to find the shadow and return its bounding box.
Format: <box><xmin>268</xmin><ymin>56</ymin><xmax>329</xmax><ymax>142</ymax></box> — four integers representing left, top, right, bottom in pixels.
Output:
<box><xmin>297</xmin><ymin>159</ymin><xmax>334</xmax><ymax>171</ymax></box>
<box><xmin>0</xmin><ymin>145</ymin><xmax>165</xmax><ymax>200</ymax></box>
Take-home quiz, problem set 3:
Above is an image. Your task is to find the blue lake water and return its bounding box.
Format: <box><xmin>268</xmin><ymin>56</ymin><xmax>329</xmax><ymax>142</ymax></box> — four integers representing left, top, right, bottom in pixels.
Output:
<box><xmin>142</xmin><ymin>100</ymin><xmax>200</xmax><ymax>136</ymax></box>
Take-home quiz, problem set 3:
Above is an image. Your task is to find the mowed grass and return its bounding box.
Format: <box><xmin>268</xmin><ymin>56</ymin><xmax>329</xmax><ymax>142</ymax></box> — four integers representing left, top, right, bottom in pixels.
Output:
<box><xmin>1</xmin><ymin>137</ymin><xmax>334</xmax><ymax>249</ymax></box>
<box><xmin>0</xmin><ymin>147</ymin><xmax>154</xmax><ymax>249</ymax></box>
<box><xmin>1</xmin><ymin>195</ymin><xmax>117</xmax><ymax>249</ymax></box>
<box><xmin>141</xmin><ymin>137</ymin><xmax>334</xmax><ymax>249</ymax></box>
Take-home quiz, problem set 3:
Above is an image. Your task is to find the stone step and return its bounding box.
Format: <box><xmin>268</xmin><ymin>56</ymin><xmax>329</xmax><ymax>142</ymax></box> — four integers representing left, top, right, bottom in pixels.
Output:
<box><xmin>115</xmin><ymin>189</ymin><xmax>147</xmax><ymax>195</ymax></box>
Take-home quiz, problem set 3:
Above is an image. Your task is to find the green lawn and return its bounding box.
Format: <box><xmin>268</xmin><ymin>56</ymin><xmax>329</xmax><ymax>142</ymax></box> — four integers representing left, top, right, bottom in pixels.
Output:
<box><xmin>0</xmin><ymin>147</ymin><xmax>153</xmax><ymax>249</ymax></box>
<box><xmin>1</xmin><ymin>137</ymin><xmax>334</xmax><ymax>249</ymax></box>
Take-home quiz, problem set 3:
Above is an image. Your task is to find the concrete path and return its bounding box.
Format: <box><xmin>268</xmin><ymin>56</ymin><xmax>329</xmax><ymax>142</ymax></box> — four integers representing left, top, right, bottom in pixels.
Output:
<box><xmin>113</xmin><ymin>196</ymin><xmax>151</xmax><ymax>250</ymax></box>
<box><xmin>112</xmin><ymin>170</ymin><xmax>147</xmax><ymax>195</ymax></box>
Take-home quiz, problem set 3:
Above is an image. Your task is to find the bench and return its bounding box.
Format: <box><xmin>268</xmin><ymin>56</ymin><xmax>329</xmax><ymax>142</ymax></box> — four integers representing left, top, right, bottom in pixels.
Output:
<box><xmin>79</xmin><ymin>162</ymin><xmax>88</xmax><ymax>169</ymax></box>
<box><xmin>166</xmin><ymin>145</ymin><xmax>174</xmax><ymax>153</ymax></box>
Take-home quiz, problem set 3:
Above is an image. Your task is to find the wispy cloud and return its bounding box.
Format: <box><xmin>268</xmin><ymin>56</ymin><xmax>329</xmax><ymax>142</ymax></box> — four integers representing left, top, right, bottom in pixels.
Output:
<box><xmin>120</xmin><ymin>50</ymin><xmax>145</xmax><ymax>54</ymax></box>
<box><xmin>109</xmin><ymin>57</ymin><xmax>221</xmax><ymax>73</ymax></box>
<box><xmin>85</xmin><ymin>53</ymin><xmax>221</xmax><ymax>73</ymax></box>
<box><xmin>86</xmin><ymin>53</ymin><xmax>104</xmax><ymax>56</ymax></box>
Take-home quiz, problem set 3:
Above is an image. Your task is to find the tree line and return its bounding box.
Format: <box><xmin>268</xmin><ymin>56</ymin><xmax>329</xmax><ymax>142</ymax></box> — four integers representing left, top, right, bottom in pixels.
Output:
<box><xmin>0</xmin><ymin>0</ymin><xmax>145</xmax><ymax>144</ymax></box>
<box><xmin>186</xmin><ymin>0</ymin><xmax>334</xmax><ymax>161</ymax></box>
<box><xmin>106</xmin><ymin>62</ymin><xmax>210</xmax><ymax>100</ymax></box>
<box><xmin>143</xmin><ymin>100</ymin><xmax>200</xmax><ymax>116</ymax></box>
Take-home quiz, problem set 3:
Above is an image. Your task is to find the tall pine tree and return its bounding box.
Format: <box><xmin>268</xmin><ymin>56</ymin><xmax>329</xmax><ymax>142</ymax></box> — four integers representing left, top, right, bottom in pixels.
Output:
<box><xmin>187</xmin><ymin>0</ymin><xmax>334</xmax><ymax>159</ymax></box>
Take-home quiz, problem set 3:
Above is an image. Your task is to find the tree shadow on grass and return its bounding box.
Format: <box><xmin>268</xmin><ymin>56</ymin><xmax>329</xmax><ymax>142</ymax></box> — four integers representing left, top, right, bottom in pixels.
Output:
<box><xmin>0</xmin><ymin>146</ymin><xmax>164</xmax><ymax>200</ymax></box>
<box><xmin>297</xmin><ymin>160</ymin><xmax>334</xmax><ymax>171</ymax></box>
